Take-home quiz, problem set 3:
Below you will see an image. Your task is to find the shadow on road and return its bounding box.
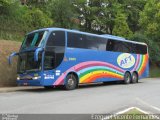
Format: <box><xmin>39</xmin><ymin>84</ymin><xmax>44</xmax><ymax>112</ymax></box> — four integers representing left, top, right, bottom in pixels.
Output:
<box><xmin>16</xmin><ymin>81</ymin><xmax>143</xmax><ymax>93</ymax></box>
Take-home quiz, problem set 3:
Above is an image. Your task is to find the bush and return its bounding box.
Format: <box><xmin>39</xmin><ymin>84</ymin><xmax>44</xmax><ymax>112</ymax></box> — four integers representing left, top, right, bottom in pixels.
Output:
<box><xmin>0</xmin><ymin>1</ymin><xmax>53</xmax><ymax>41</ymax></box>
<box><xmin>0</xmin><ymin>0</ymin><xmax>11</xmax><ymax>15</ymax></box>
<box><xmin>23</xmin><ymin>8</ymin><xmax>53</xmax><ymax>31</ymax></box>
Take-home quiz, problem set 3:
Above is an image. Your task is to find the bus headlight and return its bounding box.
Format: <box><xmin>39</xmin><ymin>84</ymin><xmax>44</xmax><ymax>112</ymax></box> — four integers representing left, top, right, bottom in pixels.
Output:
<box><xmin>17</xmin><ymin>76</ymin><xmax>20</xmax><ymax>80</ymax></box>
<box><xmin>32</xmin><ymin>76</ymin><xmax>41</xmax><ymax>80</ymax></box>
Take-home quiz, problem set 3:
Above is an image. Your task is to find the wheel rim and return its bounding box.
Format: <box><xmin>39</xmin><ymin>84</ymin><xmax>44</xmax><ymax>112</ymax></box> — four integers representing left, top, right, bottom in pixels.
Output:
<box><xmin>132</xmin><ymin>73</ymin><xmax>137</xmax><ymax>82</ymax></box>
<box><xmin>67</xmin><ymin>78</ymin><xmax>74</xmax><ymax>87</ymax></box>
<box><xmin>126</xmin><ymin>74</ymin><xmax>130</xmax><ymax>81</ymax></box>
<box><xmin>65</xmin><ymin>74</ymin><xmax>77</xmax><ymax>90</ymax></box>
<box><xmin>124</xmin><ymin>73</ymin><xmax>131</xmax><ymax>84</ymax></box>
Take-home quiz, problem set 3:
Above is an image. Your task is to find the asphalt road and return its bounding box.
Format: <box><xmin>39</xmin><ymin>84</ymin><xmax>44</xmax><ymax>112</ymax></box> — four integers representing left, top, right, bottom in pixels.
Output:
<box><xmin>0</xmin><ymin>78</ymin><xmax>160</xmax><ymax>119</ymax></box>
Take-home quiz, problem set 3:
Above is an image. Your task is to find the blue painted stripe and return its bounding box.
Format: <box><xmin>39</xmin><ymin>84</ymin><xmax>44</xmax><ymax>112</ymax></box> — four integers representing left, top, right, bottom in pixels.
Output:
<box><xmin>77</xmin><ymin>66</ymin><xmax>123</xmax><ymax>75</ymax></box>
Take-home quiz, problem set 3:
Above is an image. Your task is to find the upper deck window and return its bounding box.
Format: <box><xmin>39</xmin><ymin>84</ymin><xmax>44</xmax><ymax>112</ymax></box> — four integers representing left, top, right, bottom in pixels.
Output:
<box><xmin>21</xmin><ymin>31</ymin><xmax>48</xmax><ymax>50</ymax></box>
<box><xmin>67</xmin><ymin>32</ymin><xmax>107</xmax><ymax>51</ymax></box>
<box><xmin>106</xmin><ymin>39</ymin><xmax>147</xmax><ymax>54</ymax></box>
<box><xmin>46</xmin><ymin>31</ymin><xmax>65</xmax><ymax>47</ymax></box>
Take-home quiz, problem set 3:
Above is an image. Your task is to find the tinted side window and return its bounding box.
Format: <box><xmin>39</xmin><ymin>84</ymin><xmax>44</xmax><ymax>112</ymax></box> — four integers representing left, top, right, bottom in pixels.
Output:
<box><xmin>106</xmin><ymin>39</ymin><xmax>131</xmax><ymax>52</ymax></box>
<box><xmin>68</xmin><ymin>32</ymin><xmax>107</xmax><ymax>51</ymax></box>
<box><xmin>135</xmin><ymin>44</ymin><xmax>147</xmax><ymax>54</ymax></box>
<box><xmin>106</xmin><ymin>39</ymin><xmax>131</xmax><ymax>53</ymax></box>
<box><xmin>85</xmin><ymin>36</ymin><xmax>107</xmax><ymax>51</ymax></box>
<box><xmin>44</xmin><ymin>47</ymin><xmax>55</xmax><ymax>70</ymax></box>
<box><xmin>106</xmin><ymin>39</ymin><xmax>147</xmax><ymax>54</ymax></box>
<box><xmin>67</xmin><ymin>32</ymin><xmax>85</xmax><ymax>48</ymax></box>
<box><xmin>47</xmin><ymin>31</ymin><xmax>65</xmax><ymax>46</ymax></box>
<box><xmin>119</xmin><ymin>42</ymin><xmax>132</xmax><ymax>53</ymax></box>
<box><xmin>25</xmin><ymin>34</ymin><xmax>34</xmax><ymax>47</ymax></box>
<box><xmin>44</xmin><ymin>31</ymin><xmax>65</xmax><ymax>70</ymax></box>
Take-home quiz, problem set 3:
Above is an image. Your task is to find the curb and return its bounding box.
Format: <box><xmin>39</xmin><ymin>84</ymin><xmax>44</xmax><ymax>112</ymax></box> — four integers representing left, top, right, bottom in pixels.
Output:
<box><xmin>0</xmin><ymin>86</ymin><xmax>43</xmax><ymax>93</ymax></box>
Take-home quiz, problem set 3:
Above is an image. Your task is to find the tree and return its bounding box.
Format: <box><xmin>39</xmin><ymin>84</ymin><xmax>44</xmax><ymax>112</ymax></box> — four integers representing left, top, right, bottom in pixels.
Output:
<box><xmin>131</xmin><ymin>32</ymin><xmax>160</xmax><ymax>62</ymax></box>
<box><xmin>139</xmin><ymin>0</ymin><xmax>160</xmax><ymax>62</ymax></box>
<box><xmin>112</xmin><ymin>13</ymin><xmax>133</xmax><ymax>38</ymax></box>
<box><xmin>0</xmin><ymin>0</ymin><xmax>13</xmax><ymax>15</ymax></box>
<box><xmin>94</xmin><ymin>0</ymin><xmax>121</xmax><ymax>34</ymax></box>
<box><xmin>51</xmin><ymin>0</ymin><xmax>78</xmax><ymax>29</ymax></box>
<box><xmin>118</xmin><ymin>0</ymin><xmax>146</xmax><ymax>33</ymax></box>
<box><xmin>23</xmin><ymin>8</ymin><xmax>53</xmax><ymax>30</ymax></box>
<box><xmin>74</xmin><ymin>0</ymin><xmax>121</xmax><ymax>34</ymax></box>
<box><xmin>139</xmin><ymin>0</ymin><xmax>160</xmax><ymax>42</ymax></box>
<box><xmin>73</xmin><ymin>0</ymin><xmax>94</xmax><ymax>32</ymax></box>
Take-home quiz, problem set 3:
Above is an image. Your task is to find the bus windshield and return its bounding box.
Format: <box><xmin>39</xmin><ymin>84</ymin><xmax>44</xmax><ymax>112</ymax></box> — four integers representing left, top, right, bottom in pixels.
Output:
<box><xmin>21</xmin><ymin>31</ymin><xmax>48</xmax><ymax>50</ymax></box>
<box><xmin>17</xmin><ymin>52</ymin><xmax>42</xmax><ymax>73</ymax></box>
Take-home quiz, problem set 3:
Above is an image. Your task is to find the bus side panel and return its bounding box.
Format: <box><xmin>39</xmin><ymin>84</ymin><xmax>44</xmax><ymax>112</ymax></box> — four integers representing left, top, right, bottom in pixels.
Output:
<box><xmin>52</xmin><ymin>49</ymin><xmax>129</xmax><ymax>85</ymax></box>
<box><xmin>138</xmin><ymin>57</ymin><xmax>149</xmax><ymax>79</ymax></box>
<box><xmin>43</xmin><ymin>48</ymin><xmax>149</xmax><ymax>86</ymax></box>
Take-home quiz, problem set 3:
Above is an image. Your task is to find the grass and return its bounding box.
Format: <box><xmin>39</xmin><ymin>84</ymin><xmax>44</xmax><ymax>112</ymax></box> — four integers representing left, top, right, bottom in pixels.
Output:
<box><xmin>150</xmin><ymin>65</ymin><xmax>160</xmax><ymax>78</ymax></box>
<box><xmin>0</xmin><ymin>16</ymin><xmax>27</xmax><ymax>41</ymax></box>
<box><xmin>125</xmin><ymin>108</ymin><xmax>144</xmax><ymax>114</ymax></box>
<box><xmin>0</xmin><ymin>31</ymin><xmax>23</xmax><ymax>41</ymax></box>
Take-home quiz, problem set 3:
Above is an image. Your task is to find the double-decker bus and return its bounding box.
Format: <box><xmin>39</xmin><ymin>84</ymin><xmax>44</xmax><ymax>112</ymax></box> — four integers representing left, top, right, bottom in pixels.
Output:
<box><xmin>9</xmin><ymin>28</ymin><xmax>149</xmax><ymax>90</ymax></box>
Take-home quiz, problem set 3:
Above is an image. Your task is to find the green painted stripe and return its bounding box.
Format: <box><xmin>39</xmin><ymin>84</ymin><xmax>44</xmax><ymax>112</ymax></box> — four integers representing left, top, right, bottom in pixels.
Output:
<box><xmin>79</xmin><ymin>68</ymin><xmax>123</xmax><ymax>78</ymax></box>
<box><xmin>137</xmin><ymin>55</ymin><xmax>144</xmax><ymax>72</ymax></box>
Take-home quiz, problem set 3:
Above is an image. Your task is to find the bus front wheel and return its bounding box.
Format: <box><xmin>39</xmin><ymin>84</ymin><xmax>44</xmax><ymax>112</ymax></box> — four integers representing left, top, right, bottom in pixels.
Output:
<box><xmin>124</xmin><ymin>72</ymin><xmax>131</xmax><ymax>84</ymax></box>
<box><xmin>64</xmin><ymin>74</ymin><xmax>78</xmax><ymax>90</ymax></box>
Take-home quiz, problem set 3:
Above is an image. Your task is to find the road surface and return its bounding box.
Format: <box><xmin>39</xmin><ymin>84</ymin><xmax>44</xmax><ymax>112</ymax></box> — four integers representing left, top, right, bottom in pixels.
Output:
<box><xmin>0</xmin><ymin>78</ymin><xmax>160</xmax><ymax>115</ymax></box>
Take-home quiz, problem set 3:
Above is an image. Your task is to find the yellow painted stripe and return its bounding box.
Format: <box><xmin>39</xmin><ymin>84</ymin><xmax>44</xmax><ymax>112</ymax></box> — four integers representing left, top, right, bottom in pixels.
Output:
<box><xmin>80</xmin><ymin>70</ymin><xmax>123</xmax><ymax>83</ymax></box>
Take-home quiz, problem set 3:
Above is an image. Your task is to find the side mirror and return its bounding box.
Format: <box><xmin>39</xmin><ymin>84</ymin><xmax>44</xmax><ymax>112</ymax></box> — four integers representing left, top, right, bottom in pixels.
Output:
<box><xmin>34</xmin><ymin>48</ymin><xmax>44</xmax><ymax>61</ymax></box>
<box><xmin>8</xmin><ymin>52</ymin><xmax>18</xmax><ymax>65</ymax></box>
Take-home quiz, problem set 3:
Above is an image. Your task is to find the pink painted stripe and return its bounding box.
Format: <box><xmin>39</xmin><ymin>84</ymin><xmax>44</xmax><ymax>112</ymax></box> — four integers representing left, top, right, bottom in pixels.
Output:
<box><xmin>53</xmin><ymin>61</ymin><xmax>125</xmax><ymax>85</ymax></box>
<box><xmin>53</xmin><ymin>73</ymin><xmax>65</xmax><ymax>85</ymax></box>
<box><xmin>131</xmin><ymin>54</ymin><xmax>140</xmax><ymax>72</ymax></box>
<box><xmin>75</xmin><ymin>61</ymin><xmax>125</xmax><ymax>73</ymax></box>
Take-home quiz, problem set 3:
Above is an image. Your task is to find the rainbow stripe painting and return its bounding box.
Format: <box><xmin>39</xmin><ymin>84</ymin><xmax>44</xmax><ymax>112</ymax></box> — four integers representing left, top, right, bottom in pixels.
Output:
<box><xmin>53</xmin><ymin>54</ymin><xmax>148</xmax><ymax>85</ymax></box>
<box><xmin>132</xmin><ymin>54</ymin><xmax>148</xmax><ymax>76</ymax></box>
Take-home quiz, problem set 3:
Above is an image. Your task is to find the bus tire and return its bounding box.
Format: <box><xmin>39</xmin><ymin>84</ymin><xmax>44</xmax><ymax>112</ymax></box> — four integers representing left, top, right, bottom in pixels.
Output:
<box><xmin>64</xmin><ymin>74</ymin><xmax>78</xmax><ymax>90</ymax></box>
<box><xmin>124</xmin><ymin>72</ymin><xmax>131</xmax><ymax>84</ymax></box>
<box><xmin>131</xmin><ymin>72</ymin><xmax>138</xmax><ymax>83</ymax></box>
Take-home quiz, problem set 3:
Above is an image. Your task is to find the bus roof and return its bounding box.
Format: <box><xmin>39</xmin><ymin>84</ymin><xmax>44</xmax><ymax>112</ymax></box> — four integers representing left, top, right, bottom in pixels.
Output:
<box><xmin>28</xmin><ymin>27</ymin><xmax>147</xmax><ymax>46</ymax></box>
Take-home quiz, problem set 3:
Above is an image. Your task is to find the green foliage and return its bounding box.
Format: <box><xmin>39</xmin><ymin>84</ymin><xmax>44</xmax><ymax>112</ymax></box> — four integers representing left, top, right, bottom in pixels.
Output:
<box><xmin>77</xmin><ymin>0</ymin><xmax>104</xmax><ymax>32</ymax></box>
<box><xmin>112</xmin><ymin>13</ymin><xmax>133</xmax><ymax>39</ymax></box>
<box><xmin>131</xmin><ymin>32</ymin><xmax>160</xmax><ymax>62</ymax></box>
<box><xmin>26</xmin><ymin>0</ymin><xmax>52</xmax><ymax>16</ymax></box>
<box><xmin>0</xmin><ymin>0</ymin><xmax>160</xmax><ymax>63</ymax></box>
<box><xmin>0</xmin><ymin>0</ymin><xmax>27</xmax><ymax>40</ymax></box>
<box><xmin>23</xmin><ymin>8</ymin><xmax>53</xmax><ymax>30</ymax></box>
<box><xmin>0</xmin><ymin>0</ymin><xmax>12</xmax><ymax>15</ymax></box>
<box><xmin>150</xmin><ymin>65</ymin><xmax>160</xmax><ymax>78</ymax></box>
<box><xmin>118</xmin><ymin>0</ymin><xmax>146</xmax><ymax>32</ymax></box>
<box><xmin>74</xmin><ymin>0</ymin><xmax>121</xmax><ymax>33</ymax></box>
<box><xmin>0</xmin><ymin>0</ymin><xmax>53</xmax><ymax>41</ymax></box>
<box><xmin>139</xmin><ymin>0</ymin><xmax>160</xmax><ymax>41</ymax></box>
<box><xmin>95</xmin><ymin>0</ymin><xmax>121</xmax><ymax>34</ymax></box>
<box><xmin>51</xmin><ymin>0</ymin><xmax>78</xmax><ymax>29</ymax></box>
<box><xmin>139</xmin><ymin>0</ymin><xmax>160</xmax><ymax>62</ymax></box>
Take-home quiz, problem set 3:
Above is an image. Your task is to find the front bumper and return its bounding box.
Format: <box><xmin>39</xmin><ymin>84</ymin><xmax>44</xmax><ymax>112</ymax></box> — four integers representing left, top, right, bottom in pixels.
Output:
<box><xmin>17</xmin><ymin>80</ymin><xmax>42</xmax><ymax>86</ymax></box>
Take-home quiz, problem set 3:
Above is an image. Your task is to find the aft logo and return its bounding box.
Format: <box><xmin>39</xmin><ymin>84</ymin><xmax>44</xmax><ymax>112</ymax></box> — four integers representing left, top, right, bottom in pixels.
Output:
<box><xmin>117</xmin><ymin>53</ymin><xmax>135</xmax><ymax>69</ymax></box>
